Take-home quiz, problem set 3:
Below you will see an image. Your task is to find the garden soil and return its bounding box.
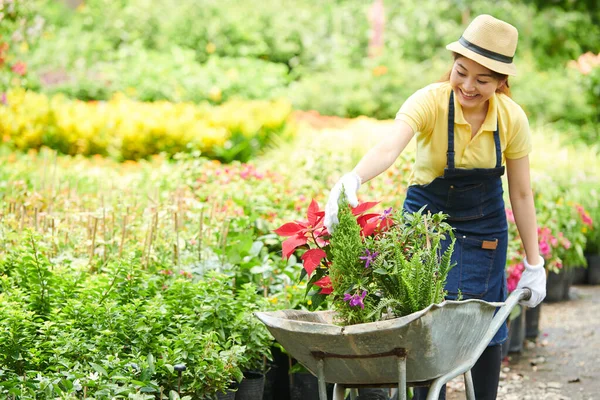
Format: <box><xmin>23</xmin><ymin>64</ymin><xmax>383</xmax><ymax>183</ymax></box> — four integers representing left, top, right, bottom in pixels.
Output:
<box><xmin>446</xmin><ymin>285</ymin><xmax>600</xmax><ymax>400</ymax></box>
<box><xmin>292</xmin><ymin>112</ymin><xmax>600</xmax><ymax>400</ymax></box>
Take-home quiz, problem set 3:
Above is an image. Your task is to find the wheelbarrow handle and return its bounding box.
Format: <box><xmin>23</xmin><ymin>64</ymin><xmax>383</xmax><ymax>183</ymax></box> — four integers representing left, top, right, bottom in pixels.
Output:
<box><xmin>426</xmin><ymin>288</ymin><xmax>532</xmax><ymax>399</ymax></box>
<box><xmin>484</xmin><ymin>287</ymin><xmax>531</xmax><ymax>345</ymax></box>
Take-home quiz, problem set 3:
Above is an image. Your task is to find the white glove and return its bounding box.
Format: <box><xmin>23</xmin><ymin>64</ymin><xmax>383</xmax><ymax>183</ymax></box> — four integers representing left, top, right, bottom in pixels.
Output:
<box><xmin>516</xmin><ymin>255</ymin><xmax>546</xmax><ymax>308</ymax></box>
<box><xmin>323</xmin><ymin>171</ymin><xmax>361</xmax><ymax>234</ymax></box>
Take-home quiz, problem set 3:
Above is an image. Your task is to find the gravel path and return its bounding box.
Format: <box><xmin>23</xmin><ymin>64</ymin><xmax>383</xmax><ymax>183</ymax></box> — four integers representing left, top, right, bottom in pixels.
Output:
<box><xmin>447</xmin><ymin>285</ymin><xmax>600</xmax><ymax>400</ymax></box>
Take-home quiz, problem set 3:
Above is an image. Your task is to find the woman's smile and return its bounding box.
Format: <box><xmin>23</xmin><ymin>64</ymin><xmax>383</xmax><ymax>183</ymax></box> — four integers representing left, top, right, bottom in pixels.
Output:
<box><xmin>459</xmin><ymin>88</ymin><xmax>480</xmax><ymax>101</ymax></box>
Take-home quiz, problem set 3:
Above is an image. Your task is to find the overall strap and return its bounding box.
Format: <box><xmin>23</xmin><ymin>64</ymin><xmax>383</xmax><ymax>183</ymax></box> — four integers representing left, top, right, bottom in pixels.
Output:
<box><xmin>447</xmin><ymin>91</ymin><xmax>502</xmax><ymax>169</ymax></box>
<box><xmin>493</xmin><ymin>125</ymin><xmax>502</xmax><ymax>168</ymax></box>
<box><xmin>447</xmin><ymin>91</ymin><xmax>456</xmax><ymax>169</ymax></box>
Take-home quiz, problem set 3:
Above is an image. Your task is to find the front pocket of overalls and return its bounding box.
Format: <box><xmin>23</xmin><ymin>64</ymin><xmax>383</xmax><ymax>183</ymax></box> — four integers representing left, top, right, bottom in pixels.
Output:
<box><xmin>445</xmin><ymin>235</ymin><xmax>497</xmax><ymax>299</ymax></box>
<box><xmin>445</xmin><ymin>184</ymin><xmax>484</xmax><ymax>221</ymax></box>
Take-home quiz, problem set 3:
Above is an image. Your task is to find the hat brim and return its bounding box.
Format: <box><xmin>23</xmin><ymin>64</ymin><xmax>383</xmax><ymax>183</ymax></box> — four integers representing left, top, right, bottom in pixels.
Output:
<box><xmin>446</xmin><ymin>41</ymin><xmax>517</xmax><ymax>76</ymax></box>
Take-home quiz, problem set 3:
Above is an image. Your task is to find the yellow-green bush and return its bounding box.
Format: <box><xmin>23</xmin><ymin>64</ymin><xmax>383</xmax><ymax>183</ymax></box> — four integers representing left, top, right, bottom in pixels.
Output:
<box><xmin>0</xmin><ymin>89</ymin><xmax>295</xmax><ymax>162</ymax></box>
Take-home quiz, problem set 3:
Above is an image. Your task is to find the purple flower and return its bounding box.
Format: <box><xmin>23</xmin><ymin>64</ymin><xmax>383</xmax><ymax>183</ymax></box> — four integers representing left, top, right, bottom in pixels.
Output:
<box><xmin>359</xmin><ymin>249</ymin><xmax>378</xmax><ymax>269</ymax></box>
<box><xmin>379</xmin><ymin>207</ymin><xmax>392</xmax><ymax>220</ymax></box>
<box><xmin>1</xmin><ymin>93</ymin><xmax>6</xmax><ymax>105</ymax></box>
<box><xmin>343</xmin><ymin>290</ymin><xmax>367</xmax><ymax>309</ymax></box>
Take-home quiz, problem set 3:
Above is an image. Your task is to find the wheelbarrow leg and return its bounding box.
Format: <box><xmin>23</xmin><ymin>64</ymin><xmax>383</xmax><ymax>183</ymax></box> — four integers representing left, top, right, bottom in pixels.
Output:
<box><xmin>316</xmin><ymin>358</ymin><xmax>328</xmax><ymax>400</ymax></box>
<box><xmin>349</xmin><ymin>388</ymin><xmax>358</xmax><ymax>400</ymax></box>
<box><xmin>333</xmin><ymin>384</ymin><xmax>345</xmax><ymax>400</ymax></box>
<box><xmin>425</xmin><ymin>380</ymin><xmax>444</xmax><ymax>400</ymax></box>
<box><xmin>397</xmin><ymin>355</ymin><xmax>407</xmax><ymax>400</ymax></box>
<box><xmin>464</xmin><ymin>370</ymin><xmax>475</xmax><ymax>400</ymax></box>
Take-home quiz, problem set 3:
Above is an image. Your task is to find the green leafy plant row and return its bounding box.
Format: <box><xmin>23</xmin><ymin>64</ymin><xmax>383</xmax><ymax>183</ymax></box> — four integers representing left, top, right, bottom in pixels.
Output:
<box><xmin>0</xmin><ymin>231</ymin><xmax>273</xmax><ymax>398</ymax></box>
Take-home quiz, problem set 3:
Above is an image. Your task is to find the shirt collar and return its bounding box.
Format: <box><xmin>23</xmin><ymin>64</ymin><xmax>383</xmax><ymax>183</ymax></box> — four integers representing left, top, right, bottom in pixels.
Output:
<box><xmin>452</xmin><ymin>90</ymin><xmax>498</xmax><ymax>131</ymax></box>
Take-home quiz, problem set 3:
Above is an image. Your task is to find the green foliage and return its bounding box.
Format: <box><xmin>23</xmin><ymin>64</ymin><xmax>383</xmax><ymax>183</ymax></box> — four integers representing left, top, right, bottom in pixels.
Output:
<box><xmin>0</xmin><ymin>0</ymin><xmax>595</xmax><ymax>148</ymax></box>
<box><xmin>368</xmin><ymin>209</ymin><xmax>456</xmax><ymax>318</ymax></box>
<box><xmin>0</xmin><ymin>240</ymin><xmax>273</xmax><ymax>398</ymax></box>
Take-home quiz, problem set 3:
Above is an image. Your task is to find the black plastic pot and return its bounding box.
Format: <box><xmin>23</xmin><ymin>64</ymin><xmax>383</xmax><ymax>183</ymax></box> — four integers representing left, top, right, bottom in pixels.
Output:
<box><xmin>525</xmin><ymin>303</ymin><xmax>542</xmax><ymax>339</ymax></box>
<box><xmin>545</xmin><ymin>269</ymin><xmax>568</xmax><ymax>302</ymax></box>
<box><xmin>263</xmin><ymin>346</ymin><xmax>290</xmax><ymax>400</ymax></box>
<box><xmin>236</xmin><ymin>371</ymin><xmax>265</xmax><ymax>400</ymax></box>
<box><xmin>289</xmin><ymin>372</ymin><xmax>334</xmax><ymax>400</ymax></box>
<box><xmin>563</xmin><ymin>268</ymin><xmax>573</xmax><ymax>300</ymax></box>
<box><xmin>217</xmin><ymin>389</ymin><xmax>236</xmax><ymax>400</ymax></box>
<box><xmin>571</xmin><ymin>265</ymin><xmax>588</xmax><ymax>285</ymax></box>
<box><xmin>508</xmin><ymin>307</ymin><xmax>526</xmax><ymax>353</ymax></box>
<box><xmin>587</xmin><ymin>254</ymin><xmax>600</xmax><ymax>285</ymax></box>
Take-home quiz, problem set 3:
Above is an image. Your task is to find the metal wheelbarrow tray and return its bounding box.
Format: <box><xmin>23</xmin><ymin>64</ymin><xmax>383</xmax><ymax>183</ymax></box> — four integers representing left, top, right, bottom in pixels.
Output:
<box><xmin>255</xmin><ymin>288</ymin><xmax>530</xmax><ymax>400</ymax></box>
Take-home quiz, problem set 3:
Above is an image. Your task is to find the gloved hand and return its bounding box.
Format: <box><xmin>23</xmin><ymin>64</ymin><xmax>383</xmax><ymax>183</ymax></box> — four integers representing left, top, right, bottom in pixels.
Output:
<box><xmin>323</xmin><ymin>171</ymin><xmax>361</xmax><ymax>234</ymax></box>
<box><xmin>517</xmin><ymin>255</ymin><xmax>546</xmax><ymax>308</ymax></box>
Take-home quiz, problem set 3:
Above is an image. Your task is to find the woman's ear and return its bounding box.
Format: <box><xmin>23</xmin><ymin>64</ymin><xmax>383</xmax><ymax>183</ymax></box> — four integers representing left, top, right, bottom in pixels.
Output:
<box><xmin>497</xmin><ymin>79</ymin><xmax>507</xmax><ymax>90</ymax></box>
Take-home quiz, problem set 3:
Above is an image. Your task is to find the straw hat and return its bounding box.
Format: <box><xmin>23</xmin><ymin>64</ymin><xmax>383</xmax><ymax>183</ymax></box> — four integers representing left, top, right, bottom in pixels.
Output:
<box><xmin>446</xmin><ymin>14</ymin><xmax>518</xmax><ymax>76</ymax></box>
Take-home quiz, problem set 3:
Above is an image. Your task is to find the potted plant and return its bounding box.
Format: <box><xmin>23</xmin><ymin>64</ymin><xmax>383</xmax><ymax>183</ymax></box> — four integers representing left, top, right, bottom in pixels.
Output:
<box><xmin>232</xmin><ymin>284</ymin><xmax>274</xmax><ymax>400</ymax></box>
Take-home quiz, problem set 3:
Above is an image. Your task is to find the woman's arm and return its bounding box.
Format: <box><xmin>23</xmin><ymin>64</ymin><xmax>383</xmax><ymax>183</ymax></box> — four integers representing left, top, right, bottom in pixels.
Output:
<box><xmin>323</xmin><ymin>120</ymin><xmax>415</xmax><ymax>232</ymax></box>
<box><xmin>506</xmin><ymin>155</ymin><xmax>540</xmax><ymax>265</ymax></box>
<box><xmin>353</xmin><ymin>119</ymin><xmax>415</xmax><ymax>183</ymax></box>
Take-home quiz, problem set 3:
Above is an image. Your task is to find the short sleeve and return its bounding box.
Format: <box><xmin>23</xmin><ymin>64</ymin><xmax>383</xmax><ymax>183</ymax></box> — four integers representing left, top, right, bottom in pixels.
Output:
<box><xmin>504</xmin><ymin>106</ymin><xmax>532</xmax><ymax>159</ymax></box>
<box><xmin>395</xmin><ymin>87</ymin><xmax>436</xmax><ymax>136</ymax></box>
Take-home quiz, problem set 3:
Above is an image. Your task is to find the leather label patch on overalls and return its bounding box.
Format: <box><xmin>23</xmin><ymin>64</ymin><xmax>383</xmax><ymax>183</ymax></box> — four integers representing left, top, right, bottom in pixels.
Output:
<box><xmin>481</xmin><ymin>239</ymin><xmax>498</xmax><ymax>250</ymax></box>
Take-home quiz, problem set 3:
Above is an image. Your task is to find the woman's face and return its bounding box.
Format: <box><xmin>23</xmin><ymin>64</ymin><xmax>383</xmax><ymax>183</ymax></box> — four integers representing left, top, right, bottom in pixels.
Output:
<box><xmin>449</xmin><ymin>57</ymin><xmax>504</xmax><ymax>112</ymax></box>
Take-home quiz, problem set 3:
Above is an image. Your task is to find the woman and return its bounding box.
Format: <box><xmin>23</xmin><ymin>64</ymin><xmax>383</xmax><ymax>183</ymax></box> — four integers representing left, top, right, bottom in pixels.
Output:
<box><xmin>323</xmin><ymin>14</ymin><xmax>546</xmax><ymax>400</ymax></box>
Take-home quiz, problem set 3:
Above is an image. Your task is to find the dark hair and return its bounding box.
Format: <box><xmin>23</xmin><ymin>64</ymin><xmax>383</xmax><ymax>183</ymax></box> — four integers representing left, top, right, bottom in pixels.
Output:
<box><xmin>440</xmin><ymin>52</ymin><xmax>511</xmax><ymax>97</ymax></box>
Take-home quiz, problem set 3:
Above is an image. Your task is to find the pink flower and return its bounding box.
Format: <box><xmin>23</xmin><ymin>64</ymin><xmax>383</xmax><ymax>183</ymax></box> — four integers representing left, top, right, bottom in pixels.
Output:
<box><xmin>11</xmin><ymin>61</ymin><xmax>27</xmax><ymax>76</ymax></box>
<box><xmin>179</xmin><ymin>271</ymin><xmax>193</xmax><ymax>279</ymax></box>
<box><xmin>507</xmin><ymin>263</ymin><xmax>524</xmax><ymax>292</ymax></box>
<box><xmin>539</xmin><ymin>240</ymin><xmax>551</xmax><ymax>257</ymax></box>
<box><xmin>505</xmin><ymin>208</ymin><xmax>515</xmax><ymax>223</ymax></box>
<box><xmin>575</xmin><ymin>205</ymin><xmax>593</xmax><ymax>226</ymax></box>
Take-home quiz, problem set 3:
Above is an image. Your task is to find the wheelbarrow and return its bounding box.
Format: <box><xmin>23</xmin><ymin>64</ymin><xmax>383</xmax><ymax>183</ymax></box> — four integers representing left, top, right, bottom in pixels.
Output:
<box><xmin>255</xmin><ymin>288</ymin><xmax>530</xmax><ymax>400</ymax></box>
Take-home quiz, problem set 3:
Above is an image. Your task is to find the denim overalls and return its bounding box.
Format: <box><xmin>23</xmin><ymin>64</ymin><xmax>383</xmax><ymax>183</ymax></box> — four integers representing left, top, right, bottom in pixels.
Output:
<box><xmin>403</xmin><ymin>91</ymin><xmax>508</xmax><ymax>346</ymax></box>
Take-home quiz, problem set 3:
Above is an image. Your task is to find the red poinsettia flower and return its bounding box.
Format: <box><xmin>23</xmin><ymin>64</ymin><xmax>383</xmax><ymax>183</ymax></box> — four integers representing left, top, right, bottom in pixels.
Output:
<box><xmin>274</xmin><ymin>198</ymin><xmax>391</xmax><ymax>295</ymax></box>
<box><xmin>274</xmin><ymin>199</ymin><xmax>327</xmax><ymax>262</ymax></box>
<box><xmin>314</xmin><ymin>276</ymin><xmax>333</xmax><ymax>295</ymax></box>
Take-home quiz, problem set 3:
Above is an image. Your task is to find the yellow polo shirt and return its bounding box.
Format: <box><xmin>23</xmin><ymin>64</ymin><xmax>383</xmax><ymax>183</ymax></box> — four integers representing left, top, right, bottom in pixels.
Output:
<box><xmin>396</xmin><ymin>81</ymin><xmax>531</xmax><ymax>186</ymax></box>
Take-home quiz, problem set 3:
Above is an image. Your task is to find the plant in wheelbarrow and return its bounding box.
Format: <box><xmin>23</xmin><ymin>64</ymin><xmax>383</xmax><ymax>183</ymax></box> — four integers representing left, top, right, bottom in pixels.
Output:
<box><xmin>274</xmin><ymin>195</ymin><xmax>457</xmax><ymax>325</ymax></box>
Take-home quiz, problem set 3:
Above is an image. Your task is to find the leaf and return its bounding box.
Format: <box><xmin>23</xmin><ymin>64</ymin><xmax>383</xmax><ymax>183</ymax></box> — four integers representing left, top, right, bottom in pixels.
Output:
<box><xmin>282</xmin><ymin>235</ymin><xmax>308</xmax><ymax>259</ymax></box>
<box><xmin>361</xmin><ymin>219</ymin><xmax>380</xmax><ymax>237</ymax></box>
<box><xmin>310</xmin><ymin>293</ymin><xmax>329</xmax><ymax>308</ymax></box>
<box><xmin>307</xmin><ymin>199</ymin><xmax>321</xmax><ymax>226</ymax></box>
<box><xmin>147</xmin><ymin>353</ymin><xmax>155</xmax><ymax>374</ymax></box>
<box><xmin>356</xmin><ymin>213</ymin><xmax>381</xmax><ymax>227</ymax></box>
<box><xmin>89</xmin><ymin>362</ymin><xmax>108</xmax><ymax>377</ymax></box>
<box><xmin>378</xmin><ymin>217</ymin><xmax>394</xmax><ymax>232</ymax></box>
<box><xmin>248</xmin><ymin>241</ymin><xmax>264</xmax><ymax>257</ymax></box>
<box><xmin>274</xmin><ymin>222</ymin><xmax>304</xmax><ymax>237</ymax></box>
<box><xmin>352</xmin><ymin>201</ymin><xmax>380</xmax><ymax>215</ymax></box>
<box><xmin>301</xmin><ymin>248</ymin><xmax>327</xmax><ymax>277</ymax></box>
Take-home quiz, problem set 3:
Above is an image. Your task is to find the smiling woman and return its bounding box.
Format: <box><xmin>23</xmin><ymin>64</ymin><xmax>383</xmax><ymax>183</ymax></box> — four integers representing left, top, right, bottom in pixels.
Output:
<box><xmin>323</xmin><ymin>14</ymin><xmax>547</xmax><ymax>400</ymax></box>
